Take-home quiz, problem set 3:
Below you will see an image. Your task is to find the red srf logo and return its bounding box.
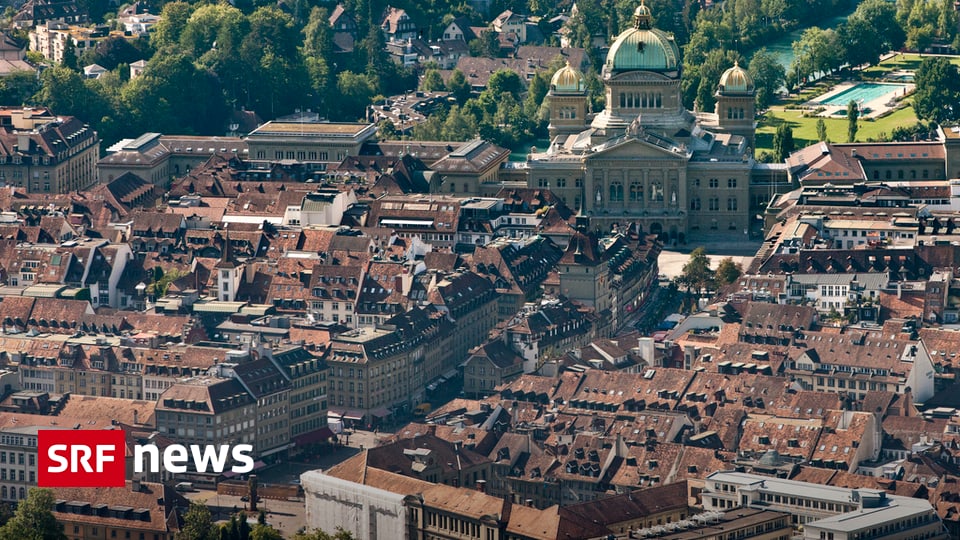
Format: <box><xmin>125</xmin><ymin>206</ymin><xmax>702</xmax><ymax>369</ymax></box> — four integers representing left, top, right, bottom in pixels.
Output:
<box><xmin>38</xmin><ymin>430</ymin><xmax>125</xmax><ymax>487</ymax></box>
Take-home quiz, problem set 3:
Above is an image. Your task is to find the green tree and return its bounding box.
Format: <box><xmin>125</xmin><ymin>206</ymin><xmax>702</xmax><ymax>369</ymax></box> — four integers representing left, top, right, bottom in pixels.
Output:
<box><xmin>838</xmin><ymin>17</ymin><xmax>883</xmax><ymax>69</ymax></box>
<box><xmin>0</xmin><ymin>503</ymin><xmax>14</xmax><ymax>528</ymax></box>
<box><xmin>421</xmin><ymin>69</ymin><xmax>445</xmax><ymax>92</ymax></box>
<box><xmin>715</xmin><ymin>257</ymin><xmax>743</xmax><ymax>286</ymax></box>
<box><xmin>224</xmin><ymin>514</ymin><xmax>240</xmax><ymax>540</ymax></box>
<box><xmin>746</xmin><ymin>48</ymin><xmax>784</xmax><ymax>110</ymax></box>
<box><xmin>791</xmin><ymin>27</ymin><xmax>841</xmax><ymax>83</ymax></box>
<box><xmin>858</xmin><ymin>0</ymin><xmax>905</xmax><ymax>51</ymax></box>
<box><xmin>0</xmin><ymin>488</ymin><xmax>65</xmax><ymax>540</ymax></box>
<box><xmin>175</xmin><ymin>502</ymin><xmax>217</xmax><ymax>540</ymax></box>
<box><xmin>678</xmin><ymin>247</ymin><xmax>714</xmax><ymax>300</ymax></box>
<box><xmin>293</xmin><ymin>527</ymin><xmax>356</xmax><ymax>540</ymax></box>
<box><xmin>695</xmin><ymin>49</ymin><xmax>738</xmax><ymax>112</ymax></box>
<box><xmin>440</xmin><ymin>105</ymin><xmax>479</xmax><ymax>141</ymax></box>
<box><xmin>90</xmin><ymin>36</ymin><xmax>143</xmax><ymax>70</ymax></box>
<box><xmin>302</xmin><ymin>7</ymin><xmax>333</xmax><ymax>59</ymax></box>
<box><xmin>0</xmin><ymin>70</ymin><xmax>40</xmax><ymax>105</ymax></box>
<box><xmin>121</xmin><ymin>53</ymin><xmax>228</xmax><ymax>135</ymax></box>
<box><xmin>486</xmin><ymin>69</ymin><xmax>523</xmax><ymax>100</ymax></box>
<box><xmin>249</xmin><ymin>524</ymin><xmax>282</xmax><ymax>540</ymax></box>
<box><xmin>335</xmin><ymin>71</ymin><xmax>375</xmax><ymax>121</ymax></box>
<box><xmin>179</xmin><ymin>3</ymin><xmax>246</xmax><ymax>61</ymax></box>
<box><xmin>816</xmin><ymin>117</ymin><xmax>828</xmax><ymax>142</ymax></box>
<box><xmin>151</xmin><ymin>1</ymin><xmax>194</xmax><ymax>51</ymax></box>
<box><xmin>772</xmin><ymin>123</ymin><xmax>794</xmax><ymax>162</ymax></box>
<box><xmin>376</xmin><ymin>119</ymin><xmax>400</xmax><ymax>139</ymax></box>
<box><xmin>61</xmin><ymin>39</ymin><xmax>77</xmax><ymax>70</ymax></box>
<box><xmin>847</xmin><ymin>100</ymin><xmax>859</xmax><ymax>142</ymax></box>
<box><xmin>913</xmin><ymin>56</ymin><xmax>960</xmax><ymax>123</ymax></box>
<box><xmin>237</xmin><ymin>513</ymin><xmax>251</xmax><ymax>540</ymax></box>
<box><xmin>468</xmin><ymin>30</ymin><xmax>499</xmax><ymax>58</ymax></box>
<box><xmin>33</xmin><ymin>66</ymin><xmax>109</xmax><ymax>124</ymax></box>
<box><xmin>361</xmin><ymin>22</ymin><xmax>388</xmax><ymax>92</ymax></box>
<box><xmin>411</xmin><ymin>113</ymin><xmax>444</xmax><ymax>140</ymax></box>
<box><xmin>446</xmin><ymin>69</ymin><xmax>472</xmax><ymax>104</ymax></box>
<box><xmin>240</xmin><ymin>6</ymin><xmax>308</xmax><ymax>117</ymax></box>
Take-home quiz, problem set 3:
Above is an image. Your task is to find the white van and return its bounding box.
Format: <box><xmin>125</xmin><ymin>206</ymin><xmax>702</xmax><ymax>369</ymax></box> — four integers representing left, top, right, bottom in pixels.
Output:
<box><xmin>175</xmin><ymin>482</ymin><xmax>194</xmax><ymax>492</ymax></box>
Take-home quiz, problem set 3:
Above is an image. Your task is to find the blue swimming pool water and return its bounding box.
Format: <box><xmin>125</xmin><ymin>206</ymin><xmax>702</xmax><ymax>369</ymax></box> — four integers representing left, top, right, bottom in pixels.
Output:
<box><xmin>818</xmin><ymin>83</ymin><xmax>906</xmax><ymax>105</ymax></box>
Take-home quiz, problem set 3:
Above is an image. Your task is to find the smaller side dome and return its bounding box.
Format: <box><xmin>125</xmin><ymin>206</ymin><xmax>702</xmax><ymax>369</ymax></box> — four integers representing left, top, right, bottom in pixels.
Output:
<box><xmin>718</xmin><ymin>61</ymin><xmax>755</xmax><ymax>94</ymax></box>
<box><xmin>550</xmin><ymin>62</ymin><xmax>585</xmax><ymax>93</ymax></box>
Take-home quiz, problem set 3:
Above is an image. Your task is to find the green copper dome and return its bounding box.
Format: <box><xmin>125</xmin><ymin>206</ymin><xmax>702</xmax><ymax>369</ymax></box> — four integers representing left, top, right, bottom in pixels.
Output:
<box><xmin>605</xmin><ymin>0</ymin><xmax>679</xmax><ymax>73</ymax></box>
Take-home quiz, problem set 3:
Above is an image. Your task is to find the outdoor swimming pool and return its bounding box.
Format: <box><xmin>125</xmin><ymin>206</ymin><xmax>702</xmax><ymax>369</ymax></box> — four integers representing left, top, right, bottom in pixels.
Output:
<box><xmin>818</xmin><ymin>83</ymin><xmax>906</xmax><ymax>105</ymax></box>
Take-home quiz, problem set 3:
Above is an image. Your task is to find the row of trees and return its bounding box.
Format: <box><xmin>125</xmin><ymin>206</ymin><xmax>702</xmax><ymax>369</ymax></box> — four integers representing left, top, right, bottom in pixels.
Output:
<box><xmin>0</xmin><ymin>487</ymin><xmax>358</xmax><ymax>540</ymax></box>
<box><xmin>2</xmin><ymin>0</ymin><xmax>431</xmax><ymax>147</ymax></box>
<box><xmin>789</xmin><ymin>0</ymin><xmax>904</xmax><ymax>86</ymax></box>
<box><xmin>676</xmin><ymin>248</ymin><xmax>743</xmax><ymax>307</ymax></box>
<box><xmin>177</xmin><ymin>498</ymin><xmax>355</xmax><ymax>540</ymax></box>
<box><xmin>679</xmin><ymin>0</ymin><xmax>860</xmax><ymax>111</ymax></box>
<box><xmin>391</xmin><ymin>60</ymin><xmax>569</xmax><ymax>146</ymax></box>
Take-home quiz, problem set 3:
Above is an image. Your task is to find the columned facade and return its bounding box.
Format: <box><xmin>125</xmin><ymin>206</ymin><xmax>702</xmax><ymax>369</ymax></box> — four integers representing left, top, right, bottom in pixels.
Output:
<box><xmin>526</xmin><ymin>0</ymin><xmax>757</xmax><ymax>241</ymax></box>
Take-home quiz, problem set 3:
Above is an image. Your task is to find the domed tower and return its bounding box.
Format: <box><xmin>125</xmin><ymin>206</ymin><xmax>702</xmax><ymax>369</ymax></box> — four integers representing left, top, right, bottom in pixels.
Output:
<box><xmin>590</xmin><ymin>0</ymin><xmax>689</xmax><ymax>136</ymax></box>
<box><xmin>715</xmin><ymin>61</ymin><xmax>756</xmax><ymax>151</ymax></box>
<box><xmin>547</xmin><ymin>61</ymin><xmax>588</xmax><ymax>139</ymax></box>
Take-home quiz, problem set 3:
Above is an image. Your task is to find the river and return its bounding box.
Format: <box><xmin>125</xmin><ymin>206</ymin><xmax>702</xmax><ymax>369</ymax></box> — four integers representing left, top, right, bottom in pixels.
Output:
<box><xmin>749</xmin><ymin>6</ymin><xmax>860</xmax><ymax>84</ymax></box>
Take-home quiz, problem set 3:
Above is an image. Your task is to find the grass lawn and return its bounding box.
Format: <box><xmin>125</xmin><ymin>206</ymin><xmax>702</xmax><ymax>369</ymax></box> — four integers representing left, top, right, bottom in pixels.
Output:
<box><xmin>755</xmin><ymin>105</ymin><xmax>919</xmax><ymax>156</ymax></box>
<box><xmin>861</xmin><ymin>53</ymin><xmax>960</xmax><ymax>78</ymax></box>
<box><xmin>756</xmin><ymin>53</ymin><xmax>956</xmax><ymax>155</ymax></box>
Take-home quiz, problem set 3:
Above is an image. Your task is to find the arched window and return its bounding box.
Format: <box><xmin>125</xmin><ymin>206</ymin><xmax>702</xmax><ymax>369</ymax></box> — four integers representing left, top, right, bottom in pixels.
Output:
<box><xmin>739</xmin><ymin>108</ymin><xmax>744</xmax><ymax>119</ymax></box>
<box><xmin>690</xmin><ymin>197</ymin><xmax>701</xmax><ymax>210</ymax></box>
<box><xmin>656</xmin><ymin>93</ymin><xmax>662</xmax><ymax>107</ymax></box>
<box><xmin>610</xmin><ymin>182</ymin><xmax>624</xmax><ymax>202</ymax></box>
<box><xmin>629</xmin><ymin>183</ymin><xmax>643</xmax><ymax>202</ymax></box>
<box><xmin>17</xmin><ymin>488</ymin><xmax>23</xmax><ymax>500</ymax></box>
<box><xmin>873</xmin><ymin>171</ymin><xmax>880</xmax><ymax>180</ymax></box>
<box><xmin>898</xmin><ymin>170</ymin><xmax>904</xmax><ymax>179</ymax></box>
<box><xmin>885</xmin><ymin>170</ymin><xmax>892</xmax><ymax>179</ymax></box>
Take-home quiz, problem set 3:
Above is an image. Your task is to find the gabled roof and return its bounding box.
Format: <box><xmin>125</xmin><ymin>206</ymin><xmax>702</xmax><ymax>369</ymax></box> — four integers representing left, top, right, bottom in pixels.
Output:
<box><xmin>467</xmin><ymin>339</ymin><xmax>523</xmax><ymax>370</ymax></box>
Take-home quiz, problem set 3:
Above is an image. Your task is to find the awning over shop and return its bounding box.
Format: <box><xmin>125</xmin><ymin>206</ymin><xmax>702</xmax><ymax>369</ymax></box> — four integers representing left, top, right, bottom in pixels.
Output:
<box><xmin>334</xmin><ymin>409</ymin><xmax>365</xmax><ymax>421</ymax></box>
<box><xmin>260</xmin><ymin>443</ymin><xmax>294</xmax><ymax>457</ymax></box>
<box><xmin>442</xmin><ymin>369</ymin><xmax>458</xmax><ymax>379</ymax></box>
<box><xmin>294</xmin><ymin>427</ymin><xmax>335</xmax><ymax>446</ymax></box>
<box><xmin>371</xmin><ymin>408</ymin><xmax>391</xmax><ymax>418</ymax></box>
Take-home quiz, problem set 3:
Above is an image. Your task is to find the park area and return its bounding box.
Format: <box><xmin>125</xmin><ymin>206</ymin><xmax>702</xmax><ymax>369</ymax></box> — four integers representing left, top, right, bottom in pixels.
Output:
<box><xmin>754</xmin><ymin>54</ymin><xmax>960</xmax><ymax>157</ymax></box>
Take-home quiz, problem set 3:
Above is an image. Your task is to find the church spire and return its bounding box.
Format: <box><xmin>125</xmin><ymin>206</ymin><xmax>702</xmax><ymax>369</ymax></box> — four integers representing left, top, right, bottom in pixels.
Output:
<box><xmin>215</xmin><ymin>230</ymin><xmax>237</xmax><ymax>269</ymax></box>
